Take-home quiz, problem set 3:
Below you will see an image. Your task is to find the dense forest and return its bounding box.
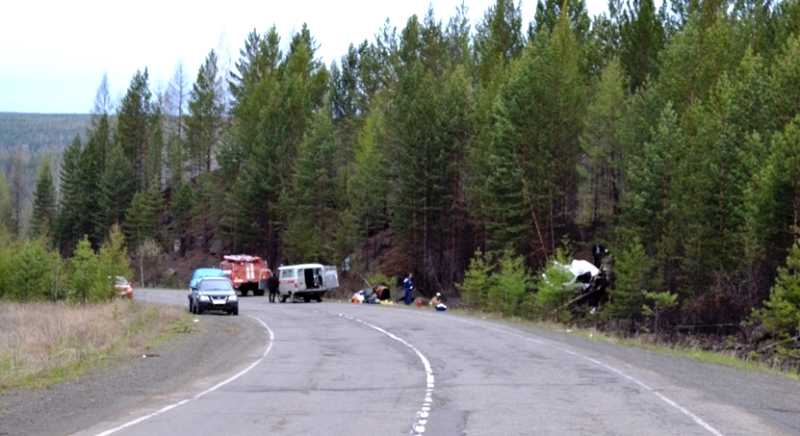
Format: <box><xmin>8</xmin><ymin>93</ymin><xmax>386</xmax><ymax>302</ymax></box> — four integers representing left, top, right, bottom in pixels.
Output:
<box><xmin>2</xmin><ymin>0</ymin><xmax>800</xmax><ymax>359</ymax></box>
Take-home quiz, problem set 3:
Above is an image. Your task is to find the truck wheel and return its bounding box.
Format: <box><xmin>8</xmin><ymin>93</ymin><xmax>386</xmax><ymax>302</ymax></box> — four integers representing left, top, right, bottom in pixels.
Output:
<box><xmin>240</xmin><ymin>289</ymin><xmax>248</xmax><ymax>297</ymax></box>
<box><xmin>233</xmin><ymin>308</ymin><xmax>239</xmax><ymax>315</ymax></box>
<box><xmin>255</xmin><ymin>289</ymin><xmax>265</xmax><ymax>296</ymax></box>
<box><xmin>303</xmin><ymin>295</ymin><xmax>311</xmax><ymax>303</ymax></box>
<box><xmin>280</xmin><ymin>294</ymin><xmax>287</xmax><ymax>303</ymax></box>
<box><xmin>316</xmin><ymin>294</ymin><xmax>323</xmax><ymax>302</ymax></box>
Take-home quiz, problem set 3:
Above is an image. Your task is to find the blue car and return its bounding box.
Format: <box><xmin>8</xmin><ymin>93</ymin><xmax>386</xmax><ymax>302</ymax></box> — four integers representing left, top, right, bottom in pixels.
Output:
<box><xmin>189</xmin><ymin>277</ymin><xmax>239</xmax><ymax>315</ymax></box>
<box><xmin>189</xmin><ymin>268</ymin><xmax>228</xmax><ymax>291</ymax></box>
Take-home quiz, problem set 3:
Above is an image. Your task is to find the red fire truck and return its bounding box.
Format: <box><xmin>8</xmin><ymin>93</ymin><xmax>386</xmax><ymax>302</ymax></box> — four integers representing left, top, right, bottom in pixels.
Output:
<box><xmin>220</xmin><ymin>254</ymin><xmax>270</xmax><ymax>296</ymax></box>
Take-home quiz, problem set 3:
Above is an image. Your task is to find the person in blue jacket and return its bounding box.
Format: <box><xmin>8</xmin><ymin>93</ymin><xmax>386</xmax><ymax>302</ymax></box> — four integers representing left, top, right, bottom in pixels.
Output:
<box><xmin>403</xmin><ymin>272</ymin><xmax>414</xmax><ymax>305</ymax></box>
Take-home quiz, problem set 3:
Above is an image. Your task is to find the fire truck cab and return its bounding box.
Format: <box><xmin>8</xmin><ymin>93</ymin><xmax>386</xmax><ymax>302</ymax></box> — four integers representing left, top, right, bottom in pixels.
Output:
<box><xmin>220</xmin><ymin>254</ymin><xmax>270</xmax><ymax>296</ymax></box>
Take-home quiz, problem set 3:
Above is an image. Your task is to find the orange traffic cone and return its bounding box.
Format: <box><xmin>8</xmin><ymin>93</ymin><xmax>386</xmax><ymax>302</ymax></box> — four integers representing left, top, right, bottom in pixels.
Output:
<box><xmin>416</xmin><ymin>299</ymin><xmax>423</xmax><ymax>308</ymax></box>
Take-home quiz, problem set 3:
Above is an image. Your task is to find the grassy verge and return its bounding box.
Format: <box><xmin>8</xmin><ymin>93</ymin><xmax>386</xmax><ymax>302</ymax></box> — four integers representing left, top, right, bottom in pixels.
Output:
<box><xmin>0</xmin><ymin>300</ymin><xmax>189</xmax><ymax>389</ymax></box>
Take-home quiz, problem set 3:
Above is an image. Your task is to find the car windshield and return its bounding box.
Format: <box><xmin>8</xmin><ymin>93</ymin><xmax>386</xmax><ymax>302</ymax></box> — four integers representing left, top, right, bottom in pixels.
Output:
<box><xmin>115</xmin><ymin>277</ymin><xmax>129</xmax><ymax>285</ymax></box>
<box><xmin>198</xmin><ymin>280</ymin><xmax>233</xmax><ymax>292</ymax></box>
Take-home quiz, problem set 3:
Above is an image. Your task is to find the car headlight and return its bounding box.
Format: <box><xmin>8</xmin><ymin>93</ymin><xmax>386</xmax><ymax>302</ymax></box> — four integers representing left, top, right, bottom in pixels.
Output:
<box><xmin>198</xmin><ymin>295</ymin><xmax>210</xmax><ymax>302</ymax></box>
<box><xmin>228</xmin><ymin>295</ymin><xmax>238</xmax><ymax>302</ymax></box>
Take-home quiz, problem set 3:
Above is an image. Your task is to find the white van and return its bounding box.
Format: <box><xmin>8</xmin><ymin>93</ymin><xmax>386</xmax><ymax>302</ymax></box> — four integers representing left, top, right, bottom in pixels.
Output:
<box><xmin>277</xmin><ymin>263</ymin><xmax>339</xmax><ymax>303</ymax></box>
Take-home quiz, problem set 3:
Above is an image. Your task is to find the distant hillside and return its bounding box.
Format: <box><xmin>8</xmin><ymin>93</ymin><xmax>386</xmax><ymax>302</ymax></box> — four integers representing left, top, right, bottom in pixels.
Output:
<box><xmin>0</xmin><ymin>113</ymin><xmax>90</xmax><ymax>226</ymax></box>
<box><xmin>0</xmin><ymin>112</ymin><xmax>90</xmax><ymax>158</ymax></box>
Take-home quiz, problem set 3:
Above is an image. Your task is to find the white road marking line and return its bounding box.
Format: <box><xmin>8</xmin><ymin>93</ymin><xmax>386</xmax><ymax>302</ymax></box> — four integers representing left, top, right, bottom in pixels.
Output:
<box><xmin>94</xmin><ymin>316</ymin><xmax>274</xmax><ymax>436</ymax></box>
<box><xmin>339</xmin><ymin>313</ymin><xmax>434</xmax><ymax>436</ymax></box>
<box><xmin>454</xmin><ymin>318</ymin><xmax>725</xmax><ymax>436</ymax></box>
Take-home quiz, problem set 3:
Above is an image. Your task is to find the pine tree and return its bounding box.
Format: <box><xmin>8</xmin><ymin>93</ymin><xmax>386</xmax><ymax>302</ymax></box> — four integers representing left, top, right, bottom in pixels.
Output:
<box><xmin>482</xmin><ymin>14</ymin><xmax>585</xmax><ymax>261</ymax></box>
<box><xmin>753</xmin><ymin>117</ymin><xmax>800</xmax><ymax>269</ymax></box>
<box><xmin>31</xmin><ymin>156</ymin><xmax>57</xmax><ymax>240</ymax></box>
<box><xmin>171</xmin><ymin>181</ymin><xmax>194</xmax><ymax>236</ymax></box>
<box><xmin>580</xmin><ymin>60</ymin><xmax>626</xmax><ymax>228</ymax></box>
<box><xmin>8</xmin><ymin>153</ymin><xmax>26</xmax><ymax>238</ymax></box>
<box><xmin>9</xmin><ymin>237</ymin><xmax>60</xmax><ymax>302</ymax></box>
<box><xmin>530</xmin><ymin>0</ymin><xmax>591</xmax><ymax>43</ymax></box>
<box><xmin>78</xmin><ymin>135</ymin><xmax>104</xmax><ymax>247</ymax></box>
<box><xmin>143</xmin><ymin>95</ymin><xmax>165</xmax><ymax>189</ymax></box>
<box><xmin>90</xmin><ymin>72</ymin><xmax>115</xmax><ymax>128</ymax></box>
<box><xmin>493</xmin><ymin>246</ymin><xmax>534</xmax><ymax>317</ymax></box>
<box><xmin>56</xmin><ymin>135</ymin><xmax>83</xmax><ymax>251</ymax></box>
<box><xmin>456</xmin><ymin>249</ymin><xmax>496</xmax><ymax>309</ymax></box>
<box><xmin>101</xmin><ymin>142</ymin><xmax>136</xmax><ymax>229</ymax></box>
<box><xmin>116</xmin><ymin>69</ymin><xmax>152</xmax><ymax>190</ymax></box>
<box><xmin>473</xmin><ymin>0</ymin><xmax>525</xmax><ymax>86</ymax></box>
<box><xmin>226</xmin><ymin>23</ymin><xmax>328</xmax><ymax>262</ymax></box>
<box><xmin>0</xmin><ymin>168</ymin><xmax>13</xmax><ymax>234</ymax></box>
<box><xmin>123</xmin><ymin>181</ymin><xmax>163</xmax><ymax>250</ymax></box>
<box><xmin>280</xmin><ymin>103</ymin><xmax>340</xmax><ymax>263</ymax></box>
<box><xmin>772</xmin><ymin>35</ymin><xmax>800</xmax><ymax>130</ymax></box>
<box><xmin>348</xmin><ymin>107</ymin><xmax>391</xmax><ymax>253</ymax></box>
<box><xmin>606</xmin><ymin>235</ymin><xmax>657</xmax><ymax>323</ymax></box>
<box><xmin>68</xmin><ymin>236</ymin><xmax>107</xmax><ymax>303</ymax></box>
<box><xmin>165</xmin><ymin>59</ymin><xmax>190</xmax><ymax>189</ymax></box>
<box><xmin>620</xmin><ymin>104</ymin><xmax>684</xmax><ymax>293</ymax></box>
<box><xmin>98</xmin><ymin>224</ymin><xmax>132</xmax><ymax>291</ymax></box>
<box><xmin>750</xmin><ymin>239</ymin><xmax>800</xmax><ymax>342</ymax></box>
<box><xmin>618</xmin><ymin>0</ymin><xmax>665</xmax><ymax>92</ymax></box>
<box><xmin>186</xmin><ymin>49</ymin><xmax>224</xmax><ymax>176</ymax></box>
<box><xmin>0</xmin><ymin>226</ymin><xmax>14</xmax><ymax>298</ymax></box>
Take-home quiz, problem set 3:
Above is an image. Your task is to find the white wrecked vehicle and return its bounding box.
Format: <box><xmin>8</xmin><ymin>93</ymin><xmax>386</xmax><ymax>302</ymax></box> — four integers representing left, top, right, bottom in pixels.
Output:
<box><xmin>543</xmin><ymin>258</ymin><xmax>610</xmax><ymax>309</ymax></box>
<box><xmin>543</xmin><ymin>259</ymin><xmax>600</xmax><ymax>290</ymax></box>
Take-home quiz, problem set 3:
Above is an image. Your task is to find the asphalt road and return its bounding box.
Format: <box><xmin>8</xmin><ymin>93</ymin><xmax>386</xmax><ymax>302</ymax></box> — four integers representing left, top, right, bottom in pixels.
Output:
<box><xmin>72</xmin><ymin>289</ymin><xmax>800</xmax><ymax>436</ymax></box>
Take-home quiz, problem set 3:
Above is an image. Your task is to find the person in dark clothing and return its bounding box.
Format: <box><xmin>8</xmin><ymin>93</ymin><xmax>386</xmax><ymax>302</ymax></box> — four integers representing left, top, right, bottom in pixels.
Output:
<box><xmin>268</xmin><ymin>274</ymin><xmax>279</xmax><ymax>303</ymax></box>
<box><xmin>403</xmin><ymin>272</ymin><xmax>414</xmax><ymax>305</ymax></box>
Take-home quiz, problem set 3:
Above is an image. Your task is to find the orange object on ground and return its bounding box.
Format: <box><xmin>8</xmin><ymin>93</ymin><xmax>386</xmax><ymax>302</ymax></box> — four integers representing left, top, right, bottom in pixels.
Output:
<box><xmin>416</xmin><ymin>299</ymin><xmax>423</xmax><ymax>308</ymax></box>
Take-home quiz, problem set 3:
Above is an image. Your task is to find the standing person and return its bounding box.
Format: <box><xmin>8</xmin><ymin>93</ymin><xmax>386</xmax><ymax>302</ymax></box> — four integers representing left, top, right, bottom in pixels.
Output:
<box><xmin>268</xmin><ymin>273</ymin><xmax>279</xmax><ymax>303</ymax></box>
<box><xmin>403</xmin><ymin>272</ymin><xmax>414</xmax><ymax>305</ymax></box>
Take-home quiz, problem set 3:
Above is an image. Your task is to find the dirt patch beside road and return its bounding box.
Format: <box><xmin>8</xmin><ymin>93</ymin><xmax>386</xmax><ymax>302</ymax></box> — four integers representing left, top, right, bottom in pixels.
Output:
<box><xmin>0</xmin><ymin>314</ymin><xmax>267</xmax><ymax>436</ymax></box>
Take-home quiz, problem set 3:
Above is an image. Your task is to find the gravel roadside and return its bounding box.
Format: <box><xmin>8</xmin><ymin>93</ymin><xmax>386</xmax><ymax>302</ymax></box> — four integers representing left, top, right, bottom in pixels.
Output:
<box><xmin>0</xmin><ymin>313</ymin><xmax>268</xmax><ymax>436</ymax></box>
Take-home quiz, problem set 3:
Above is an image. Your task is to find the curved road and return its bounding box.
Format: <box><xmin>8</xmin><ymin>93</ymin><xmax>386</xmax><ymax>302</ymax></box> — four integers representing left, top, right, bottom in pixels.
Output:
<box><xmin>74</xmin><ymin>289</ymin><xmax>800</xmax><ymax>436</ymax></box>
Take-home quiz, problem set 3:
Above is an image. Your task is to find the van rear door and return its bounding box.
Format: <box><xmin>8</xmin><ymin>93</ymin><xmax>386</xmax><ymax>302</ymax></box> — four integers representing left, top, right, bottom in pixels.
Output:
<box><xmin>324</xmin><ymin>266</ymin><xmax>339</xmax><ymax>289</ymax></box>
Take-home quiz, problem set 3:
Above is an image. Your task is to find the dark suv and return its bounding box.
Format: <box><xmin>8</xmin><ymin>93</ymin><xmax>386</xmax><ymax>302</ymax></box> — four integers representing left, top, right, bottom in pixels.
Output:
<box><xmin>189</xmin><ymin>277</ymin><xmax>239</xmax><ymax>315</ymax></box>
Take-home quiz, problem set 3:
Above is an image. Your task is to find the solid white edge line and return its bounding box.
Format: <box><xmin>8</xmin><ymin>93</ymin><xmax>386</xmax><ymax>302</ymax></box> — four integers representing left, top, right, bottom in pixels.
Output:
<box><xmin>453</xmin><ymin>318</ymin><xmax>725</xmax><ymax>436</ymax></box>
<box><xmin>94</xmin><ymin>316</ymin><xmax>274</xmax><ymax>436</ymax></box>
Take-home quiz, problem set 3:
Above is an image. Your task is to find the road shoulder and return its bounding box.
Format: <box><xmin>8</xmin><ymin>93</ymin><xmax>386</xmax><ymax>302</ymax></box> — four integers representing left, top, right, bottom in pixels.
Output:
<box><xmin>0</xmin><ymin>314</ymin><xmax>267</xmax><ymax>436</ymax></box>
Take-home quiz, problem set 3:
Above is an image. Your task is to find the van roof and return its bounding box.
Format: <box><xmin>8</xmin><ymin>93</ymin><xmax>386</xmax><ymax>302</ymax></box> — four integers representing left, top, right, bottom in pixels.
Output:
<box><xmin>278</xmin><ymin>263</ymin><xmax>324</xmax><ymax>270</ymax></box>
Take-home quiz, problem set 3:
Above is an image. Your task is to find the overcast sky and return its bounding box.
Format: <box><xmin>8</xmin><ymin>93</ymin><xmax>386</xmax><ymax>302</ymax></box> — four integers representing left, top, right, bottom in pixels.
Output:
<box><xmin>1</xmin><ymin>0</ymin><xmax>607</xmax><ymax>114</ymax></box>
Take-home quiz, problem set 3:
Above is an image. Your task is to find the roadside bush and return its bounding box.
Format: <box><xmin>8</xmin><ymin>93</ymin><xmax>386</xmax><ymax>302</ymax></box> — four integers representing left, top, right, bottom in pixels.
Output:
<box><xmin>0</xmin><ymin>227</ymin><xmax>15</xmax><ymax>298</ymax></box>
<box><xmin>493</xmin><ymin>247</ymin><xmax>534</xmax><ymax>317</ymax></box>
<box><xmin>748</xmin><ymin>240</ymin><xmax>800</xmax><ymax>351</ymax></box>
<box><xmin>456</xmin><ymin>249</ymin><xmax>495</xmax><ymax>309</ymax></box>
<box><xmin>534</xmin><ymin>248</ymin><xmax>575</xmax><ymax>322</ymax></box>
<box><xmin>8</xmin><ymin>237</ymin><xmax>61</xmax><ymax>302</ymax></box>
<box><xmin>68</xmin><ymin>236</ymin><xmax>112</xmax><ymax>303</ymax></box>
<box><xmin>606</xmin><ymin>236</ymin><xmax>658</xmax><ymax>324</ymax></box>
<box><xmin>98</xmin><ymin>224</ymin><xmax>132</xmax><ymax>287</ymax></box>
